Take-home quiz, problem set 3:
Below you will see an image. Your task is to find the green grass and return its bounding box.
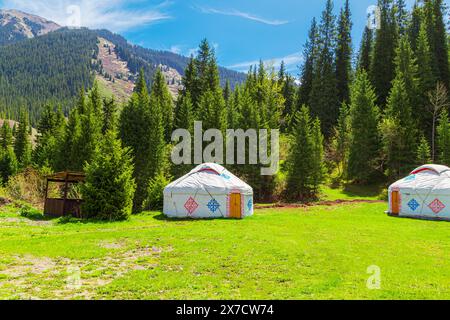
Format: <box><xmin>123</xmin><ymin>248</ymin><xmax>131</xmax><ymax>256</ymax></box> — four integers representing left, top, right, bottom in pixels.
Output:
<box><xmin>0</xmin><ymin>197</ymin><xmax>449</xmax><ymax>300</ymax></box>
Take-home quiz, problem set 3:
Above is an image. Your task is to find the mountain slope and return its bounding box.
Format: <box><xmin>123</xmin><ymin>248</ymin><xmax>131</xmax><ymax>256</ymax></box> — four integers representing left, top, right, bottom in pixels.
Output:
<box><xmin>0</xmin><ymin>9</ymin><xmax>60</xmax><ymax>45</ymax></box>
<box><xmin>0</xmin><ymin>11</ymin><xmax>246</xmax><ymax>124</ymax></box>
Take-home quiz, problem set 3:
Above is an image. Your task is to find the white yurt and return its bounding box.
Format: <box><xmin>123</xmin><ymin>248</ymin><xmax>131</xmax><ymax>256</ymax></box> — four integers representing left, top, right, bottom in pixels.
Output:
<box><xmin>163</xmin><ymin>163</ymin><xmax>254</xmax><ymax>219</ymax></box>
<box><xmin>388</xmin><ymin>164</ymin><xmax>450</xmax><ymax>221</ymax></box>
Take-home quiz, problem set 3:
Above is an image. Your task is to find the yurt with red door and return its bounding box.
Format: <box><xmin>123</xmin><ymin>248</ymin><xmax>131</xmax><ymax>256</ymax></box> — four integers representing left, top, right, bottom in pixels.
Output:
<box><xmin>163</xmin><ymin>163</ymin><xmax>254</xmax><ymax>219</ymax></box>
<box><xmin>388</xmin><ymin>165</ymin><xmax>450</xmax><ymax>221</ymax></box>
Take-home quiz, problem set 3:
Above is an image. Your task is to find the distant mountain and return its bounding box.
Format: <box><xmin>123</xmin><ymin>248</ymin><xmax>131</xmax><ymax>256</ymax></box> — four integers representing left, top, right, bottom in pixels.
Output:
<box><xmin>0</xmin><ymin>9</ymin><xmax>60</xmax><ymax>45</ymax></box>
<box><xmin>0</xmin><ymin>10</ymin><xmax>246</xmax><ymax>124</ymax></box>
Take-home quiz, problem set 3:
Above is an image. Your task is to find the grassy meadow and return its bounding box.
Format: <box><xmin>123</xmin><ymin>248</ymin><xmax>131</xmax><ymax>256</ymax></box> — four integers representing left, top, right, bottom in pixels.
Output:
<box><xmin>0</xmin><ymin>186</ymin><xmax>449</xmax><ymax>300</ymax></box>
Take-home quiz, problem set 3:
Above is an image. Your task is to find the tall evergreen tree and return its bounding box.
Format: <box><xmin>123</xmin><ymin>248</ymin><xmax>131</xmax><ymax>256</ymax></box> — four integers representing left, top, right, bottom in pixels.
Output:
<box><xmin>13</xmin><ymin>110</ymin><xmax>31</xmax><ymax>169</ymax></box>
<box><xmin>151</xmin><ymin>68</ymin><xmax>174</xmax><ymax>142</ymax></box>
<box><xmin>437</xmin><ymin>109</ymin><xmax>450</xmax><ymax>164</ymax></box>
<box><xmin>371</xmin><ymin>0</ymin><xmax>398</xmax><ymax>106</ymax></box>
<box><xmin>381</xmin><ymin>77</ymin><xmax>418</xmax><ymax>179</ymax></box>
<box><xmin>0</xmin><ymin>147</ymin><xmax>18</xmax><ymax>184</ymax></box>
<box><xmin>431</xmin><ymin>0</ymin><xmax>450</xmax><ymax>88</ymax></box>
<box><xmin>417</xmin><ymin>135</ymin><xmax>432</xmax><ymax>164</ymax></box>
<box><xmin>82</xmin><ymin>130</ymin><xmax>136</xmax><ymax>221</ymax></box>
<box><xmin>408</xmin><ymin>1</ymin><xmax>422</xmax><ymax>50</ymax></box>
<box><xmin>286</xmin><ymin>106</ymin><xmax>323</xmax><ymax>200</ymax></box>
<box><xmin>102</xmin><ymin>97</ymin><xmax>117</xmax><ymax>135</ymax></box>
<box><xmin>347</xmin><ymin>71</ymin><xmax>380</xmax><ymax>181</ymax></box>
<box><xmin>335</xmin><ymin>0</ymin><xmax>353</xmax><ymax>104</ymax></box>
<box><xmin>120</xmin><ymin>72</ymin><xmax>166</xmax><ymax>212</ymax></box>
<box><xmin>0</xmin><ymin>121</ymin><xmax>13</xmax><ymax>150</ymax></box>
<box><xmin>394</xmin><ymin>0</ymin><xmax>408</xmax><ymax>36</ymax></box>
<box><xmin>298</xmin><ymin>18</ymin><xmax>319</xmax><ymax>107</ymax></box>
<box><xmin>309</xmin><ymin>0</ymin><xmax>338</xmax><ymax>135</ymax></box>
<box><xmin>358</xmin><ymin>26</ymin><xmax>373</xmax><ymax>73</ymax></box>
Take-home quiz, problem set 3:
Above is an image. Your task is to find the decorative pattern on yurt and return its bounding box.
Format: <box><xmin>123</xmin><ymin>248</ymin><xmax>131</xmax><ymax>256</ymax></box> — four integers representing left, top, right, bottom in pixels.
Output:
<box><xmin>164</xmin><ymin>163</ymin><xmax>254</xmax><ymax>219</ymax></box>
<box><xmin>388</xmin><ymin>165</ymin><xmax>450</xmax><ymax>221</ymax></box>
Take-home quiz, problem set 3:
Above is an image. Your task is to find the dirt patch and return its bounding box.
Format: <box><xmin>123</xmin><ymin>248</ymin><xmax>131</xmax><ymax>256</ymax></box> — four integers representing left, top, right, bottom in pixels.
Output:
<box><xmin>256</xmin><ymin>199</ymin><xmax>385</xmax><ymax>210</ymax></box>
<box><xmin>0</xmin><ymin>244</ymin><xmax>170</xmax><ymax>299</ymax></box>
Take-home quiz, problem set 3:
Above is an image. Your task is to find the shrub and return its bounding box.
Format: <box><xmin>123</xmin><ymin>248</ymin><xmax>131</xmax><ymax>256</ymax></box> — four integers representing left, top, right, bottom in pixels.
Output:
<box><xmin>81</xmin><ymin>131</ymin><xmax>136</xmax><ymax>221</ymax></box>
<box><xmin>6</xmin><ymin>167</ymin><xmax>50</xmax><ymax>207</ymax></box>
<box><xmin>145</xmin><ymin>173</ymin><xmax>170</xmax><ymax>211</ymax></box>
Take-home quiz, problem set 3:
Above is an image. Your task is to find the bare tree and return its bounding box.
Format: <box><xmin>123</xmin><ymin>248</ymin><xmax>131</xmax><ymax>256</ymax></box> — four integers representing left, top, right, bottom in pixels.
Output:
<box><xmin>428</xmin><ymin>82</ymin><xmax>449</xmax><ymax>162</ymax></box>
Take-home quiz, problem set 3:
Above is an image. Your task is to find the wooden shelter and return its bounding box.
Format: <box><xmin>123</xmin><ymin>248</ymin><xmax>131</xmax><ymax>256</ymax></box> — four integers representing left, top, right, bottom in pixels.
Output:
<box><xmin>44</xmin><ymin>172</ymin><xmax>85</xmax><ymax>218</ymax></box>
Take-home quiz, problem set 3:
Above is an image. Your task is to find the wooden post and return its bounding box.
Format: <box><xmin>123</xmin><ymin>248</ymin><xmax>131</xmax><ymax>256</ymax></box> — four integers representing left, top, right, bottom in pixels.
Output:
<box><xmin>62</xmin><ymin>172</ymin><xmax>69</xmax><ymax>217</ymax></box>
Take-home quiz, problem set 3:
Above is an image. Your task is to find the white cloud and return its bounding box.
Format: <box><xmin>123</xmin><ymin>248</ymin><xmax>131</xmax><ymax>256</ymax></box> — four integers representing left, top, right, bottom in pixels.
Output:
<box><xmin>227</xmin><ymin>51</ymin><xmax>303</xmax><ymax>73</ymax></box>
<box><xmin>2</xmin><ymin>0</ymin><xmax>171</xmax><ymax>32</ymax></box>
<box><xmin>195</xmin><ymin>6</ymin><xmax>289</xmax><ymax>26</ymax></box>
<box><xmin>169</xmin><ymin>45</ymin><xmax>181</xmax><ymax>54</ymax></box>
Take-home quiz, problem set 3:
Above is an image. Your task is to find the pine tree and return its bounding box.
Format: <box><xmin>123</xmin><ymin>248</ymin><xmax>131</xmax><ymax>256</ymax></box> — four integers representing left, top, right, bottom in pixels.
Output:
<box><xmin>0</xmin><ymin>147</ymin><xmax>18</xmax><ymax>184</ymax></box>
<box><xmin>416</xmin><ymin>23</ymin><xmax>437</xmax><ymax>133</ymax></box>
<box><xmin>417</xmin><ymin>135</ymin><xmax>432</xmax><ymax>164</ymax></box>
<box><xmin>33</xmin><ymin>104</ymin><xmax>64</xmax><ymax>168</ymax></box>
<box><xmin>182</xmin><ymin>57</ymin><xmax>200</xmax><ymax>110</ymax></box>
<box><xmin>0</xmin><ymin>121</ymin><xmax>13</xmax><ymax>150</ymax></box>
<box><xmin>309</xmin><ymin>0</ymin><xmax>338</xmax><ymax>136</ymax></box>
<box><xmin>310</xmin><ymin>117</ymin><xmax>326</xmax><ymax>191</ymax></box>
<box><xmin>14</xmin><ymin>110</ymin><xmax>31</xmax><ymax>169</ymax></box>
<box><xmin>120</xmin><ymin>72</ymin><xmax>166</xmax><ymax>212</ymax></box>
<box><xmin>174</xmin><ymin>92</ymin><xmax>194</xmax><ymax>132</ymax></box>
<box><xmin>347</xmin><ymin>71</ymin><xmax>380</xmax><ymax>182</ymax></box>
<box><xmin>298</xmin><ymin>18</ymin><xmax>319</xmax><ymax>107</ymax></box>
<box><xmin>331</xmin><ymin>102</ymin><xmax>351</xmax><ymax>178</ymax></box>
<box><xmin>393</xmin><ymin>36</ymin><xmax>419</xmax><ymax>115</ymax></box>
<box><xmin>55</xmin><ymin>108</ymin><xmax>81</xmax><ymax>171</ymax></box>
<box><xmin>358</xmin><ymin>26</ymin><xmax>373</xmax><ymax>73</ymax></box>
<box><xmin>370</xmin><ymin>0</ymin><xmax>398</xmax><ymax>106</ymax></box>
<box><xmin>431</xmin><ymin>0</ymin><xmax>450</xmax><ymax>88</ymax></box>
<box><xmin>151</xmin><ymin>68</ymin><xmax>174</xmax><ymax>142</ymax></box>
<box><xmin>394</xmin><ymin>0</ymin><xmax>408</xmax><ymax>36</ymax></box>
<box><xmin>286</xmin><ymin>106</ymin><xmax>315</xmax><ymax>200</ymax></box>
<box><xmin>437</xmin><ymin>109</ymin><xmax>450</xmax><ymax>164</ymax></box>
<box><xmin>408</xmin><ymin>1</ymin><xmax>422</xmax><ymax>50</ymax></box>
<box><xmin>102</xmin><ymin>96</ymin><xmax>117</xmax><ymax>134</ymax></box>
<box><xmin>382</xmin><ymin>77</ymin><xmax>418</xmax><ymax>179</ymax></box>
<box><xmin>335</xmin><ymin>0</ymin><xmax>353</xmax><ymax>104</ymax></box>
<box><xmin>81</xmin><ymin>130</ymin><xmax>136</xmax><ymax>221</ymax></box>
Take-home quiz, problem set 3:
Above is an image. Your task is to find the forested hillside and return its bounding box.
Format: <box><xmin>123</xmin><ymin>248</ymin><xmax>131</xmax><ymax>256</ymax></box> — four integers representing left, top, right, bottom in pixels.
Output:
<box><xmin>0</xmin><ymin>28</ymin><xmax>98</xmax><ymax>123</ymax></box>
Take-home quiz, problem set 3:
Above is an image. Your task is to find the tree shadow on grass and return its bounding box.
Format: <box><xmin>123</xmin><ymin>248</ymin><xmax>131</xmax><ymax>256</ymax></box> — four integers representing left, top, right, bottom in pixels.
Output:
<box><xmin>341</xmin><ymin>184</ymin><xmax>385</xmax><ymax>199</ymax></box>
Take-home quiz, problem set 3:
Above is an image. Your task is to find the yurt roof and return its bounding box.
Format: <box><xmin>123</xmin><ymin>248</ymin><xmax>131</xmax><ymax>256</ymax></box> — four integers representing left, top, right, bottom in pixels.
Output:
<box><xmin>410</xmin><ymin>164</ymin><xmax>450</xmax><ymax>175</ymax></box>
<box><xmin>164</xmin><ymin>163</ymin><xmax>253</xmax><ymax>195</ymax></box>
<box><xmin>390</xmin><ymin>164</ymin><xmax>450</xmax><ymax>193</ymax></box>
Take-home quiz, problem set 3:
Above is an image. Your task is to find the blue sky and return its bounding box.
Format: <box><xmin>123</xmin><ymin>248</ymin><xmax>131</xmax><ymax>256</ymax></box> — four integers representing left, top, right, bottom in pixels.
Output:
<box><xmin>1</xmin><ymin>0</ymin><xmax>444</xmax><ymax>74</ymax></box>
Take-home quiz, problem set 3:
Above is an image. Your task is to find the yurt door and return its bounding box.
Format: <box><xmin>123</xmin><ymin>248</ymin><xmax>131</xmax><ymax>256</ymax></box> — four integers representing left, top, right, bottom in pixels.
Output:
<box><xmin>391</xmin><ymin>191</ymin><xmax>400</xmax><ymax>216</ymax></box>
<box><xmin>230</xmin><ymin>193</ymin><xmax>242</xmax><ymax>219</ymax></box>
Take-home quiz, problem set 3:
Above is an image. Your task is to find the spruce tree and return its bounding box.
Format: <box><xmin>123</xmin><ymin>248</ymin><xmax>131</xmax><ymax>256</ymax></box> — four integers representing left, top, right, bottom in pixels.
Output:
<box><xmin>309</xmin><ymin>0</ymin><xmax>338</xmax><ymax>136</ymax></box>
<box><xmin>14</xmin><ymin>110</ymin><xmax>31</xmax><ymax>169</ymax></box>
<box><xmin>382</xmin><ymin>77</ymin><xmax>418</xmax><ymax>179</ymax></box>
<box><xmin>347</xmin><ymin>71</ymin><xmax>380</xmax><ymax>182</ymax></box>
<box><xmin>417</xmin><ymin>135</ymin><xmax>432</xmax><ymax>164</ymax></box>
<box><xmin>298</xmin><ymin>18</ymin><xmax>319</xmax><ymax>108</ymax></box>
<box><xmin>358</xmin><ymin>26</ymin><xmax>373</xmax><ymax>73</ymax></box>
<box><xmin>82</xmin><ymin>130</ymin><xmax>136</xmax><ymax>221</ymax></box>
<box><xmin>408</xmin><ymin>1</ymin><xmax>422</xmax><ymax>51</ymax></box>
<box><xmin>0</xmin><ymin>121</ymin><xmax>13</xmax><ymax>150</ymax></box>
<box><xmin>437</xmin><ymin>109</ymin><xmax>450</xmax><ymax>164</ymax></box>
<box><xmin>370</xmin><ymin>0</ymin><xmax>398</xmax><ymax>107</ymax></box>
<box><xmin>151</xmin><ymin>68</ymin><xmax>174</xmax><ymax>142</ymax></box>
<box><xmin>335</xmin><ymin>0</ymin><xmax>353</xmax><ymax>104</ymax></box>
<box><xmin>331</xmin><ymin>102</ymin><xmax>351</xmax><ymax>178</ymax></box>
<box><xmin>394</xmin><ymin>0</ymin><xmax>408</xmax><ymax>36</ymax></box>
<box><xmin>102</xmin><ymin>96</ymin><xmax>117</xmax><ymax>134</ymax></box>
<box><xmin>286</xmin><ymin>106</ymin><xmax>317</xmax><ymax>200</ymax></box>
<box><xmin>432</xmin><ymin>0</ymin><xmax>450</xmax><ymax>88</ymax></box>
<box><xmin>120</xmin><ymin>72</ymin><xmax>166</xmax><ymax>212</ymax></box>
<box><xmin>0</xmin><ymin>147</ymin><xmax>18</xmax><ymax>184</ymax></box>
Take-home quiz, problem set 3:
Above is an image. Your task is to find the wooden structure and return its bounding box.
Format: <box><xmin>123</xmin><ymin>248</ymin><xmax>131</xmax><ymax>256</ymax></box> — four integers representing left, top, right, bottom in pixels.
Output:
<box><xmin>44</xmin><ymin>172</ymin><xmax>86</xmax><ymax>218</ymax></box>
